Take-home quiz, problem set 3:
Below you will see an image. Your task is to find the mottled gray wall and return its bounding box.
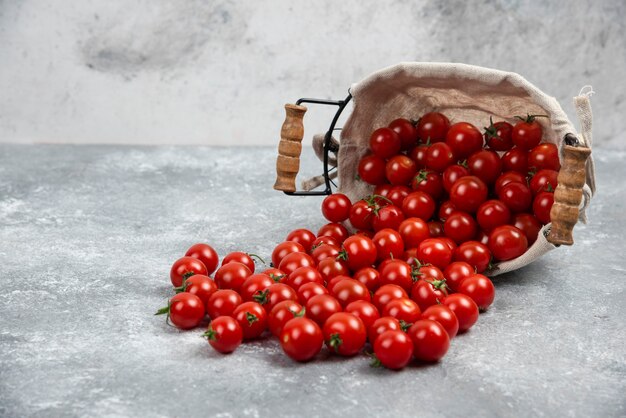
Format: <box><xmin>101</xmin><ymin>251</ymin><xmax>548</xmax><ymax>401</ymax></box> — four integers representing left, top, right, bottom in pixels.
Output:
<box><xmin>0</xmin><ymin>0</ymin><xmax>624</xmax><ymax>147</ymax></box>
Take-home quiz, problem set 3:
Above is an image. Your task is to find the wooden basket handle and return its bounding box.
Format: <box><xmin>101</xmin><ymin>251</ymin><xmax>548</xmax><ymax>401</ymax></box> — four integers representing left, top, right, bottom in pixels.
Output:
<box><xmin>273</xmin><ymin>104</ymin><xmax>307</xmax><ymax>193</ymax></box>
<box><xmin>547</xmin><ymin>138</ymin><xmax>592</xmax><ymax>246</ymax></box>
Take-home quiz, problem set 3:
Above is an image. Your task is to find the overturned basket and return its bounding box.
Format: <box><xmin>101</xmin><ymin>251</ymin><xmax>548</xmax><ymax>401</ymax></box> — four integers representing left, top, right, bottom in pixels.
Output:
<box><xmin>273</xmin><ymin>62</ymin><xmax>595</xmax><ymax>276</ymax></box>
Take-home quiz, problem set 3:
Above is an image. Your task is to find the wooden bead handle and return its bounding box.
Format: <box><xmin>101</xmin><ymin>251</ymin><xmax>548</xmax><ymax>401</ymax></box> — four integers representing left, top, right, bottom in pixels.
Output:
<box><xmin>273</xmin><ymin>104</ymin><xmax>307</xmax><ymax>193</ymax></box>
<box><xmin>547</xmin><ymin>143</ymin><xmax>592</xmax><ymax>246</ymax></box>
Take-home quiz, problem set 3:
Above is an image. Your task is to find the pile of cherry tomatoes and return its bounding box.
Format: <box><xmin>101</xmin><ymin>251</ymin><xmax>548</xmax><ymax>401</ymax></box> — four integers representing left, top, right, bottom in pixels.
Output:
<box><xmin>156</xmin><ymin>111</ymin><xmax>560</xmax><ymax>370</ymax></box>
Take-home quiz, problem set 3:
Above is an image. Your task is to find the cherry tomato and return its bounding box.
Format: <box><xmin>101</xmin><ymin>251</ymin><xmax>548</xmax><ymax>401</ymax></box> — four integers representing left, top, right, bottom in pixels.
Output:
<box><xmin>170</xmin><ymin>256</ymin><xmax>208</xmax><ymax>288</ymax></box>
<box><xmin>326</xmin><ymin>275</ymin><xmax>352</xmax><ymax>291</ymax></box>
<box><xmin>233</xmin><ymin>301</ymin><xmax>267</xmax><ymax>340</ymax></box>
<box><xmin>156</xmin><ymin>293</ymin><xmax>205</xmax><ymax>330</ymax></box>
<box><xmin>495</xmin><ymin>171</ymin><xmax>527</xmax><ymax>195</ymax></box>
<box><xmin>512</xmin><ymin>213</ymin><xmax>542</xmax><ymax>245</ymax></box>
<box><xmin>426</xmin><ymin>142</ymin><xmax>455</xmax><ymax>173</ymax></box>
<box><xmin>443</xmin><ymin>164</ymin><xmax>470</xmax><ymax>193</ymax></box>
<box><xmin>268</xmin><ymin>300</ymin><xmax>303</xmax><ymax>337</ymax></box>
<box><xmin>444</xmin><ymin>212</ymin><xmax>477</xmax><ymax>244</ymax></box>
<box><xmin>529</xmin><ymin>143</ymin><xmax>560</xmax><ymax>171</ymax></box>
<box><xmin>411</xmin><ymin>170</ymin><xmax>444</xmax><ymax>201</ymax></box>
<box><xmin>358</xmin><ymin>154</ymin><xmax>387</xmax><ymax>185</ymax></box>
<box><xmin>414</xmin><ymin>263</ymin><xmax>445</xmax><ymax>282</ymax></box>
<box><xmin>453</xmin><ymin>241</ymin><xmax>491</xmax><ymax>273</ymax></box>
<box><xmin>323</xmin><ymin>312</ymin><xmax>367</xmax><ymax>356</ymax></box>
<box><xmin>318</xmin><ymin>222</ymin><xmax>349</xmax><ymax>243</ymax></box>
<box><xmin>280</xmin><ymin>317</ymin><xmax>323</xmax><ymax>362</ymax></box>
<box><xmin>239</xmin><ymin>274</ymin><xmax>274</xmax><ymax>302</ymax></box>
<box><xmin>498</xmin><ymin>182</ymin><xmax>533</xmax><ymax>213</ymax></box>
<box><xmin>467</xmin><ymin>149</ymin><xmax>502</xmax><ymax>185</ymax></box>
<box><xmin>446</xmin><ymin>122</ymin><xmax>483</xmax><ymax>159</ymax></box>
<box><xmin>262</xmin><ymin>268</ymin><xmax>286</xmax><ymax>283</ymax></box>
<box><xmin>488</xmin><ymin>225</ymin><xmax>528</xmax><ymax>261</ymax></box>
<box><xmin>372</xmin><ymin>228</ymin><xmax>404</xmax><ymax>263</ymax></box>
<box><xmin>387</xmin><ymin>185</ymin><xmax>411</xmax><ymax>207</ymax></box>
<box><xmin>443</xmin><ymin>294</ymin><xmax>479</xmax><ymax>333</ymax></box>
<box><xmin>271</xmin><ymin>241</ymin><xmax>305</xmax><ymax>270</ymax></box>
<box><xmin>421</xmin><ymin>305</ymin><xmax>459</xmax><ymax>339</ymax></box>
<box><xmin>374</xmin><ymin>330</ymin><xmax>414</xmax><ymax>370</ymax></box>
<box><xmin>178</xmin><ymin>275</ymin><xmax>217</xmax><ymax>306</ymax></box>
<box><xmin>311</xmin><ymin>243</ymin><xmax>340</xmax><ymax>265</ymax></box>
<box><xmin>533</xmin><ymin>192</ymin><xmax>554</xmax><ymax>224</ymax></box>
<box><xmin>306</xmin><ymin>294</ymin><xmax>342</xmax><ymax>326</ymax></box>
<box><xmin>330</xmin><ymin>278</ymin><xmax>371</xmax><ymax>307</ymax></box>
<box><xmin>529</xmin><ymin>169</ymin><xmax>558</xmax><ymax>195</ymax></box>
<box><xmin>297</xmin><ymin>282</ymin><xmax>328</xmax><ymax>305</ymax></box>
<box><xmin>310</xmin><ymin>235</ymin><xmax>340</xmax><ymax>250</ymax></box>
<box><xmin>484</xmin><ymin>119</ymin><xmax>513</xmax><ymax>151</ymax></box>
<box><xmin>278</xmin><ymin>252</ymin><xmax>315</xmax><ymax>276</ymax></box>
<box><xmin>382</xmin><ymin>297</ymin><xmax>422</xmax><ymax>324</ymax></box>
<box><xmin>380</xmin><ymin>260</ymin><xmax>415</xmax><ymax>292</ymax></box>
<box><xmin>222</xmin><ymin>251</ymin><xmax>257</xmax><ymax>273</ymax></box>
<box><xmin>370</xmin><ymin>127</ymin><xmax>401</xmax><ymax>159</ymax></box>
<box><xmin>373</xmin><ymin>284</ymin><xmax>409</xmax><ymax>312</ymax></box>
<box><xmin>203</xmin><ymin>316</ymin><xmax>242</xmax><ymax>354</ymax></box>
<box><xmin>185</xmin><ymin>243</ymin><xmax>219</xmax><ymax>275</ymax></box>
<box><xmin>428</xmin><ymin>220</ymin><xmax>444</xmax><ymax>237</ymax></box>
<box><xmin>416</xmin><ymin>112</ymin><xmax>450</xmax><ymax>142</ymax></box>
<box><xmin>476</xmin><ymin>199</ymin><xmax>511</xmax><ymax>232</ymax></box>
<box><xmin>254</xmin><ymin>283</ymin><xmax>297</xmax><ymax>313</ymax></box>
<box><xmin>458</xmin><ymin>274</ymin><xmax>495</xmax><ymax>311</ymax></box>
<box><xmin>317</xmin><ymin>258</ymin><xmax>350</xmax><ymax>283</ymax></box>
<box><xmin>386</xmin><ymin>155</ymin><xmax>418</xmax><ymax>185</ymax></box>
<box><xmin>283</xmin><ymin>266</ymin><xmax>324</xmax><ymax>292</ymax></box>
<box><xmin>410</xmin><ymin>278</ymin><xmax>448</xmax><ymax>311</ymax></box>
<box><xmin>374</xmin><ymin>184</ymin><xmax>394</xmax><ymax>199</ymax></box>
<box><xmin>206</xmin><ymin>289</ymin><xmax>242</xmax><ymax>319</ymax></box>
<box><xmin>341</xmin><ymin>235</ymin><xmax>377</xmax><ymax>271</ymax></box>
<box><xmin>352</xmin><ymin>267</ymin><xmax>381</xmax><ymax>291</ymax></box>
<box><xmin>322</xmin><ymin>193</ymin><xmax>352</xmax><ymax>223</ymax></box>
<box><xmin>286</xmin><ymin>229</ymin><xmax>316</xmax><ymax>253</ymax></box>
<box><xmin>512</xmin><ymin>115</ymin><xmax>545</xmax><ymax>150</ymax></box>
<box><xmin>409</xmin><ymin>143</ymin><xmax>430</xmax><ymax>169</ymax></box>
<box><xmin>214</xmin><ymin>262</ymin><xmax>252</xmax><ymax>292</ymax></box>
<box><xmin>372</xmin><ymin>205</ymin><xmax>405</xmax><ymax>232</ymax></box>
<box><xmin>402</xmin><ymin>191</ymin><xmax>436</xmax><ymax>220</ymax></box>
<box><xmin>349</xmin><ymin>199</ymin><xmax>375</xmax><ymax>230</ymax></box>
<box><xmin>417</xmin><ymin>238</ymin><xmax>453</xmax><ymax>270</ymax></box>
<box><xmin>389</xmin><ymin>118</ymin><xmax>419</xmax><ymax>150</ymax></box>
<box><xmin>476</xmin><ymin>230</ymin><xmax>490</xmax><ymax>245</ymax></box>
<box><xmin>408</xmin><ymin>319</ymin><xmax>450</xmax><ymax>362</ymax></box>
<box><xmin>449</xmin><ymin>176</ymin><xmax>488</xmax><ymax>213</ymax></box>
<box><xmin>345</xmin><ymin>300</ymin><xmax>380</xmax><ymax>331</ymax></box>
<box><xmin>438</xmin><ymin>200</ymin><xmax>460</xmax><ymax>222</ymax></box>
<box><xmin>368</xmin><ymin>316</ymin><xmax>402</xmax><ymax>343</ymax></box>
<box><xmin>502</xmin><ymin>148</ymin><xmax>529</xmax><ymax>174</ymax></box>
<box><xmin>398</xmin><ymin>217</ymin><xmax>430</xmax><ymax>249</ymax></box>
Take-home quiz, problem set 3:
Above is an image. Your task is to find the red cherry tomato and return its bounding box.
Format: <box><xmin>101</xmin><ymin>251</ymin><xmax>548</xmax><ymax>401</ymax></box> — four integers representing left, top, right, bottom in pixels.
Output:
<box><xmin>426</xmin><ymin>142</ymin><xmax>455</xmax><ymax>173</ymax></box>
<box><xmin>498</xmin><ymin>182</ymin><xmax>533</xmax><ymax>213</ymax></box>
<box><xmin>374</xmin><ymin>330</ymin><xmax>414</xmax><ymax>370</ymax></box>
<box><xmin>373</xmin><ymin>284</ymin><xmax>409</xmax><ymax>312</ymax></box>
<box><xmin>502</xmin><ymin>148</ymin><xmax>529</xmax><ymax>174</ymax></box>
<box><xmin>401</xmin><ymin>191</ymin><xmax>436</xmax><ymax>220</ymax></box>
<box><xmin>488</xmin><ymin>225</ymin><xmax>528</xmax><ymax>261</ymax></box>
<box><xmin>417</xmin><ymin>238</ymin><xmax>453</xmax><ymax>270</ymax></box>
<box><xmin>468</xmin><ymin>149</ymin><xmax>502</xmax><ymax>185</ymax></box>
<box><xmin>222</xmin><ymin>251</ymin><xmax>257</xmax><ymax>273</ymax></box>
<box><xmin>157</xmin><ymin>293</ymin><xmax>205</xmax><ymax>330</ymax></box>
<box><xmin>349</xmin><ymin>199</ymin><xmax>375</xmax><ymax>230</ymax></box>
<box><xmin>386</xmin><ymin>155</ymin><xmax>418</xmax><ymax>185</ymax></box>
<box><xmin>271</xmin><ymin>241</ymin><xmax>305</xmax><ymax>270</ymax></box>
<box><xmin>458</xmin><ymin>274</ymin><xmax>495</xmax><ymax>311</ymax></box>
<box><xmin>372</xmin><ymin>205</ymin><xmax>405</xmax><ymax>232</ymax></box>
<box><xmin>233</xmin><ymin>301</ymin><xmax>267</xmax><ymax>340</ymax></box>
<box><xmin>411</xmin><ymin>170</ymin><xmax>444</xmax><ymax>201</ymax></box>
<box><xmin>408</xmin><ymin>319</ymin><xmax>450</xmax><ymax>362</ymax></box>
<box><xmin>268</xmin><ymin>300</ymin><xmax>303</xmax><ymax>337</ymax></box>
<box><xmin>345</xmin><ymin>300</ymin><xmax>381</xmax><ymax>331</ymax></box>
<box><xmin>385</xmin><ymin>186</ymin><xmax>410</xmax><ymax>207</ymax></box>
<box><xmin>512</xmin><ymin>213</ymin><xmax>543</xmax><ymax>245</ymax></box>
<box><xmin>322</xmin><ymin>193</ymin><xmax>352</xmax><ymax>223</ymax></box>
<box><xmin>421</xmin><ymin>305</ymin><xmax>459</xmax><ymax>339</ymax></box>
<box><xmin>529</xmin><ymin>143</ymin><xmax>560</xmax><ymax>172</ymax></box>
<box><xmin>512</xmin><ymin>115</ymin><xmax>545</xmax><ymax>150</ymax></box>
<box><xmin>352</xmin><ymin>267</ymin><xmax>381</xmax><ymax>292</ymax></box>
<box><xmin>533</xmin><ymin>192</ymin><xmax>554</xmax><ymax>224</ymax></box>
<box><xmin>428</xmin><ymin>220</ymin><xmax>444</xmax><ymax>237</ymax></box>
<box><xmin>283</xmin><ymin>266</ymin><xmax>324</xmax><ymax>292</ymax></box>
<box><xmin>311</xmin><ymin>243</ymin><xmax>340</xmax><ymax>265</ymax></box>
<box><xmin>382</xmin><ymin>297</ymin><xmax>422</xmax><ymax>324</ymax></box>
<box><xmin>261</xmin><ymin>268</ymin><xmax>286</xmax><ymax>283</ymax></box>
<box><xmin>306</xmin><ymin>294</ymin><xmax>342</xmax><ymax>327</ymax></box>
<box><xmin>297</xmin><ymin>282</ymin><xmax>328</xmax><ymax>305</ymax></box>
<box><xmin>372</xmin><ymin>228</ymin><xmax>405</xmax><ymax>263</ymax></box>
<box><xmin>170</xmin><ymin>256</ymin><xmax>208</xmax><ymax>287</ymax></box>
<box><xmin>476</xmin><ymin>199</ymin><xmax>511</xmax><ymax>232</ymax></box>
<box><xmin>203</xmin><ymin>316</ymin><xmax>243</xmax><ymax>354</ymax></box>
<box><xmin>414</xmin><ymin>263</ymin><xmax>445</xmax><ymax>282</ymax></box>
<box><xmin>323</xmin><ymin>312</ymin><xmax>367</xmax><ymax>356</ymax></box>
<box><xmin>370</xmin><ymin>127</ymin><xmax>401</xmax><ymax>159</ymax></box>
<box><xmin>310</xmin><ymin>235</ymin><xmax>340</xmax><ymax>250</ymax></box>
<box><xmin>495</xmin><ymin>171</ymin><xmax>528</xmax><ymax>195</ymax></box>
<box><xmin>280</xmin><ymin>317</ymin><xmax>323</xmax><ymax>362</ymax></box>
<box><xmin>214</xmin><ymin>262</ymin><xmax>252</xmax><ymax>292</ymax></box>
<box><xmin>446</xmin><ymin>122</ymin><xmax>483</xmax><ymax>159</ymax></box>
<box><xmin>358</xmin><ymin>154</ymin><xmax>387</xmax><ymax>185</ymax></box>
<box><xmin>380</xmin><ymin>260</ymin><xmax>415</xmax><ymax>292</ymax></box>
<box><xmin>410</xmin><ymin>278</ymin><xmax>448</xmax><ymax>311</ymax></box>
<box><xmin>442</xmin><ymin>164</ymin><xmax>470</xmax><ymax>193</ymax></box>
<box><xmin>317</xmin><ymin>258</ymin><xmax>350</xmax><ymax>283</ymax></box>
<box><xmin>340</xmin><ymin>235</ymin><xmax>377</xmax><ymax>271</ymax></box>
<box><xmin>278</xmin><ymin>252</ymin><xmax>315</xmax><ymax>276</ymax></box>
<box><xmin>318</xmin><ymin>222</ymin><xmax>349</xmax><ymax>243</ymax></box>
<box><xmin>484</xmin><ymin>119</ymin><xmax>513</xmax><ymax>151</ymax></box>
<box><xmin>185</xmin><ymin>243</ymin><xmax>219</xmax><ymax>275</ymax></box>
<box><xmin>286</xmin><ymin>229</ymin><xmax>316</xmax><ymax>252</ymax></box>
<box><xmin>254</xmin><ymin>282</ymin><xmax>297</xmax><ymax>313</ymax></box>
<box><xmin>449</xmin><ymin>176</ymin><xmax>488</xmax><ymax>213</ymax></box>
<box><xmin>180</xmin><ymin>275</ymin><xmax>217</xmax><ymax>306</ymax></box>
<box><xmin>205</xmin><ymin>289</ymin><xmax>242</xmax><ymax>319</ymax></box>
<box><xmin>389</xmin><ymin>118</ymin><xmax>419</xmax><ymax>150</ymax></box>
<box><xmin>239</xmin><ymin>274</ymin><xmax>274</xmax><ymax>302</ymax></box>
<box><xmin>330</xmin><ymin>278</ymin><xmax>371</xmax><ymax>307</ymax></box>
<box><xmin>416</xmin><ymin>112</ymin><xmax>450</xmax><ymax>142</ymax></box>
<box><xmin>443</xmin><ymin>294</ymin><xmax>479</xmax><ymax>333</ymax></box>
<box><xmin>476</xmin><ymin>230</ymin><xmax>490</xmax><ymax>245</ymax></box>
<box><xmin>398</xmin><ymin>217</ymin><xmax>430</xmax><ymax>249</ymax></box>
<box><xmin>453</xmin><ymin>241</ymin><xmax>491</xmax><ymax>273</ymax></box>
<box><xmin>529</xmin><ymin>169</ymin><xmax>559</xmax><ymax>194</ymax></box>
<box><xmin>444</xmin><ymin>212</ymin><xmax>477</xmax><ymax>244</ymax></box>
<box><xmin>409</xmin><ymin>143</ymin><xmax>430</xmax><ymax>169</ymax></box>
<box><xmin>368</xmin><ymin>316</ymin><xmax>402</xmax><ymax>344</ymax></box>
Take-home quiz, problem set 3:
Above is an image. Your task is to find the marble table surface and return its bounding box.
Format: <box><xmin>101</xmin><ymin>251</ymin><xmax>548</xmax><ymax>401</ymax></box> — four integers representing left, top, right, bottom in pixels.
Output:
<box><xmin>0</xmin><ymin>144</ymin><xmax>624</xmax><ymax>418</ymax></box>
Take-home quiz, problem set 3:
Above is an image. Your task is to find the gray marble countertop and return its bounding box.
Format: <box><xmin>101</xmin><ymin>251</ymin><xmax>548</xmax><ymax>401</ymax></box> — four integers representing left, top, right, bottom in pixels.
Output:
<box><xmin>0</xmin><ymin>144</ymin><xmax>624</xmax><ymax>418</ymax></box>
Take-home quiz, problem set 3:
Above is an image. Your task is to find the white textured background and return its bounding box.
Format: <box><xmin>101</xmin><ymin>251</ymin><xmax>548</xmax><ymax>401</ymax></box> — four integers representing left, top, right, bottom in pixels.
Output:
<box><xmin>0</xmin><ymin>0</ymin><xmax>624</xmax><ymax>147</ymax></box>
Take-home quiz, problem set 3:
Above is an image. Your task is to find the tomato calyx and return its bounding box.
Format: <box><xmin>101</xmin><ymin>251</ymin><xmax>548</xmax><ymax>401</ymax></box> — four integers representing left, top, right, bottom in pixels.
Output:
<box><xmin>294</xmin><ymin>307</ymin><xmax>306</xmax><ymax>318</ymax></box>
<box><xmin>328</xmin><ymin>333</ymin><xmax>343</xmax><ymax>353</ymax></box>
<box><xmin>425</xmin><ymin>278</ymin><xmax>448</xmax><ymax>291</ymax></box>
<box><xmin>369</xmin><ymin>354</ymin><xmax>383</xmax><ymax>368</ymax></box>
<box><xmin>399</xmin><ymin>320</ymin><xmax>413</xmax><ymax>332</ymax></box>
<box><xmin>268</xmin><ymin>273</ymin><xmax>285</xmax><ymax>282</ymax></box>
<box><xmin>252</xmin><ymin>289</ymin><xmax>270</xmax><ymax>305</ymax></box>
<box><xmin>413</xmin><ymin>169</ymin><xmax>430</xmax><ymax>184</ymax></box>
<box><xmin>515</xmin><ymin>114</ymin><xmax>549</xmax><ymax>123</ymax></box>
<box><xmin>336</xmin><ymin>249</ymin><xmax>349</xmax><ymax>262</ymax></box>
<box><xmin>202</xmin><ymin>328</ymin><xmax>217</xmax><ymax>341</ymax></box>
<box><xmin>245</xmin><ymin>312</ymin><xmax>259</xmax><ymax>325</ymax></box>
<box><xmin>247</xmin><ymin>253</ymin><xmax>267</xmax><ymax>266</ymax></box>
<box><xmin>154</xmin><ymin>300</ymin><xmax>172</xmax><ymax>326</ymax></box>
<box><xmin>483</xmin><ymin>116</ymin><xmax>500</xmax><ymax>140</ymax></box>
